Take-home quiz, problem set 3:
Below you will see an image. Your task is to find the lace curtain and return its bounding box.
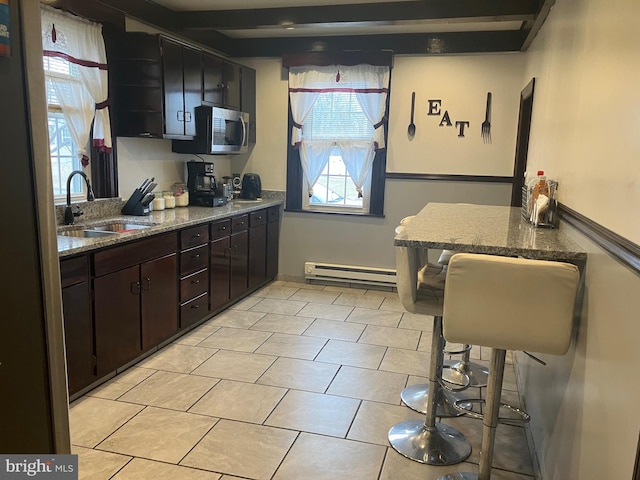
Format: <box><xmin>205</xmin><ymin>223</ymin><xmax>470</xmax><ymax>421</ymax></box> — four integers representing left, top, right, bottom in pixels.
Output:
<box><xmin>41</xmin><ymin>6</ymin><xmax>111</xmax><ymax>167</ymax></box>
<box><xmin>288</xmin><ymin>64</ymin><xmax>390</xmax><ymax>198</ymax></box>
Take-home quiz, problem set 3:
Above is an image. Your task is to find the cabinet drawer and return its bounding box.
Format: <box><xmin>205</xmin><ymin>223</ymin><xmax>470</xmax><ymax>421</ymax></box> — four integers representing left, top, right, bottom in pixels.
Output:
<box><xmin>180</xmin><ymin>292</ymin><xmax>208</xmax><ymax>328</ymax></box>
<box><xmin>250</xmin><ymin>210</ymin><xmax>267</xmax><ymax>227</ymax></box>
<box><xmin>181</xmin><ymin>224</ymin><xmax>209</xmax><ymax>249</ymax></box>
<box><xmin>267</xmin><ymin>205</ymin><xmax>280</xmax><ymax>222</ymax></box>
<box><xmin>231</xmin><ymin>215</ymin><xmax>249</xmax><ymax>233</ymax></box>
<box><xmin>94</xmin><ymin>233</ymin><xmax>177</xmax><ymax>277</ymax></box>
<box><xmin>60</xmin><ymin>255</ymin><xmax>89</xmax><ymax>288</ymax></box>
<box><xmin>180</xmin><ymin>244</ymin><xmax>208</xmax><ymax>275</ymax></box>
<box><xmin>211</xmin><ymin>218</ymin><xmax>231</xmax><ymax>240</ymax></box>
<box><xmin>180</xmin><ymin>268</ymin><xmax>208</xmax><ymax>303</ymax></box>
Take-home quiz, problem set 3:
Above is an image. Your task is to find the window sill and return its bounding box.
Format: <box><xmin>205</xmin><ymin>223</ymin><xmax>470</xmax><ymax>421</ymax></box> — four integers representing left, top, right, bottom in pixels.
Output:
<box><xmin>284</xmin><ymin>207</ymin><xmax>384</xmax><ymax>218</ymax></box>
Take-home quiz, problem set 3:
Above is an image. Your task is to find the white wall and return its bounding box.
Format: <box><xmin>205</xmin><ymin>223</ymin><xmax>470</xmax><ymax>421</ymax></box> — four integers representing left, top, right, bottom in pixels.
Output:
<box><xmin>517</xmin><ymin>0</ymin><xmax>640</xmax><ymax>478</ymax></box>
<box><xmin>387</xmin><ymin>54</ymin><xmax>524</xmax><ymax>176</ymax></box>
<box><xmin>116</xmin><ymin>138</ymin><xmax>233</xmax><ymax>199</ymax></box>
<box><xmin>524</xmin><ymin>0</ymin><xmax>640</xmax><ymax>245</ymax></box>
<box><xmin>240</xmin><ymin>54</ymin><xmax>524</xmax><ymax>279</ymax></box>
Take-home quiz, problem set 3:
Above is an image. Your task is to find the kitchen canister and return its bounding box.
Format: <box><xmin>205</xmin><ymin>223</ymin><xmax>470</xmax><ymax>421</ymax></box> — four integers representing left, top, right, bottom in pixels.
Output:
<box><xmin>163</xmin><ymin>191</ymin><xmax>175</xmax><ymax>209</ymax></box>
<box><xmin>151</xmin><ymin>196</ymin><xmax>165</xmax><ymax>211</ymax></box>
<box><xmin>172</xmin><ymin>183</ymin><xmax>189</xmax><ymax>207</ymax></box>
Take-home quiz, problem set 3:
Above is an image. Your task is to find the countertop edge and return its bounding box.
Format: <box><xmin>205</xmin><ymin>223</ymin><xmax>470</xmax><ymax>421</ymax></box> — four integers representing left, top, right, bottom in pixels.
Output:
<box><xmin>57</xmin><ymin>199</ymin><xmax>283</xmax><ymax>258</ymax></box>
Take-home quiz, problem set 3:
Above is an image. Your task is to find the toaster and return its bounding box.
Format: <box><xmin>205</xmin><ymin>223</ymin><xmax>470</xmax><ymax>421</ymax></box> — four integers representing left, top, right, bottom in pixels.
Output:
<box><xmin>241</xmin><ymin>173</ymin><xmax>262</xmax><ymax>200</ymax></box>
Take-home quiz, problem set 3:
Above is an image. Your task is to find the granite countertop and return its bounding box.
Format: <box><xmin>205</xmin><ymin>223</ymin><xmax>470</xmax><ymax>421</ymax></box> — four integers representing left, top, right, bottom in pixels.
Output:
<box><xmin>394</xmin><ymin>203</ymin><xmax>587</xmax><ymax>261</ymax></box>
<box><xmin>57</xmin><ymin>196</ymin><xmax>284</xmax><ymax>258</ymax></box>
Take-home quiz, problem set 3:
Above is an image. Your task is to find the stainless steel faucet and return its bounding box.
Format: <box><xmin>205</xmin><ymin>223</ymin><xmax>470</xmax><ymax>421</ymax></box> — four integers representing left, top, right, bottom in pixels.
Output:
<box><xmin>64</xmin><ymin>170</ymin><xmax>95</xmax><ymax>225</ymax></box>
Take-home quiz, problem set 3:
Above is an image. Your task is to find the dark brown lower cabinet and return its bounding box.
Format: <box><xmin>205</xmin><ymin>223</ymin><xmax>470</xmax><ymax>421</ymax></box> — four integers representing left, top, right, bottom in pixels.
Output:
<box><xmin>210</xmin><ymin>234</ymin><xmax>231</xmax><ymax>311</ymax></box>
<box><xmin>60</xmin><ymin>255</ymin><xmax>95</xmax><ymax>395</ymax></box>
<box><xmin>141</xmin><ymin>254</ymin><xmax>178</xmax><ymax>349</ymax></box>
<box><xmin>93</xmin><ymin>233</ymin><xmax>178</xmax><ymax>376</ymax></box>
<box><xmin>94</xmin><ymin>265</ymin><xmax>142</xmax><ymax>377</ymax></box>
<box><xmin>266</xmin><ymin>206</ymin><xmax>280</xmax><ymax>281</ymax></box>
<box><xmin>248</xmin><ymin>210</ymin><xmax>267</xmax><ymax>289</ymax></box>
<box><xmin>230</xmin><ymin>228</ymin><xmax>249</xmax><ymax>300</ymax></box>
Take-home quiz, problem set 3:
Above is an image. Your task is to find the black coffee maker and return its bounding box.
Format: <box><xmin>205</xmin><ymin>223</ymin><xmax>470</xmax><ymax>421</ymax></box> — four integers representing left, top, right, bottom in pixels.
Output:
<box><xmin>187</xmin><ymin>160</ymin><xmax>222</xmax><ymax>207</ymax></box>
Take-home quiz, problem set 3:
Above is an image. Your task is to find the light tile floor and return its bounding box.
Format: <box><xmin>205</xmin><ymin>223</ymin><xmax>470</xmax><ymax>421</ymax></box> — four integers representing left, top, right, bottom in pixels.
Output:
<box><xmin>70</xmin><ymin>281</ymin><xmax>535</xmax><ymax>480</ymax></box>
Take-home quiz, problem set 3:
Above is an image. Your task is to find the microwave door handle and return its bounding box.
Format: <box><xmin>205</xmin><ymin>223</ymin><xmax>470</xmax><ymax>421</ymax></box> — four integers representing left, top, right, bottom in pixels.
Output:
<box><xmin>239</xmin><ymin>115</ymin><xmax>247</xmax><ymax>147</ymax></box>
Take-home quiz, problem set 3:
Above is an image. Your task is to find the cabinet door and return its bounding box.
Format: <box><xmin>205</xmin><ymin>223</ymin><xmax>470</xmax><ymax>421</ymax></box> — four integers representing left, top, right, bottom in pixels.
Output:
<box><xmin>210</xmin><ymin>235</ymin><xmax>231</xmax><ymax>311</ymax></box>
<box><xmin>182</xmin><ymin>46</ymin><xmax>202</xmax><ymax>137</ymax></box>
<box><xmin>62</xmin><ymin>282</ymin><xmax>95</xmax><ymax>395</ymax></box>
<box><xmin>248</xmin><ymin>223</ymin><xmax>267</xmax><ymax>289</ymax></box>
<box><xmin>224</xmin><ymin>62</ymin><xmax>241</xmax><ymax>110</ymax></box>
<box><xmin>94</xmin><ymin>266</ymin><xmax>141</xmax><ymax>376</ymax></box>
<box><xmin>161</xmin><ymin>38</ymin><xmax>185</xmax><ymax>137</ymax></box>
<box><xmin>141</xmin><ymin>254</ymin><xmax>178</xmax><ymax>350</ymax></box>
<box><xmin>203</xmin><ymin>54</ymin><xmax>224</xmax><ymax>106</ymax></box>
<box><xmin>230</xmin><ymin>230</ymin><xmax>249</xmax><ymax>300</ymax></box>
<box><xmin>240</xmin><ymin>66</ymin><xmax>256</xmax><ymax>144</ymax></box>
<box><xmin>266</xmin><ymin>219</ymin><xmax>280</xmax><ymax>280</ymax></box>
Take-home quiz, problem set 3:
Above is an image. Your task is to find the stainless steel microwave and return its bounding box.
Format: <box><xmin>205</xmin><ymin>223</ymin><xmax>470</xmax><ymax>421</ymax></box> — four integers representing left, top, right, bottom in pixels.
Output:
<box><xmin>172</xmin><ymin>106</ymin><xmax>249</xmax><ymax>154</ymax></box>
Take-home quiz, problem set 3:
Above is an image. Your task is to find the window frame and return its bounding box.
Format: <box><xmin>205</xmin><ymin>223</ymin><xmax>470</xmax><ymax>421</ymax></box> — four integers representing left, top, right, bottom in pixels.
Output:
<box><xmin>43</xmin><ymin>56</ymin><xmax>88</xmax><ymax>202</ymax></box>
<box><xmin>283</xmin><ymin>52</ymin><xmax>392</xmax><ymax>217</ymax></box>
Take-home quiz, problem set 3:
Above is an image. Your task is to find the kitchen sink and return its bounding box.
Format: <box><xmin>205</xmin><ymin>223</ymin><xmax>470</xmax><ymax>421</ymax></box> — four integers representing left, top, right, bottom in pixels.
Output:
<box><xmin>58</xmin><ymin>229</ymin><xmax>119</xmax><ymax>238</ymax></box>
<box><xmin>88</xmin><ymin>223</ymin><xmax>153</xmax><ymax>233</ymax></box>
<box><xmin>58</xmin><ymin>222</ymin><xmax>154</xmax><ymax>238</ymax></box>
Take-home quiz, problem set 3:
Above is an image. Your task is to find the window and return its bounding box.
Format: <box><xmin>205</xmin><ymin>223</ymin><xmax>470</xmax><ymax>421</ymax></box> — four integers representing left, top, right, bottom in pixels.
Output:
<box><xmin>41</xmin><ymin>5</ymin><xmax>113</xmax><ymax>200</ymax></box>
<box><xmin>284</xmin><ymin>54</ymin><xmax>392</xmax><ymax>216</ymax></box>
<box><xmin>43</xmin><ymin>56</ymin><xmax>85</xmax><ymax>199</ymax></box>
<box><xmin>302</xmin><ymin>90</ymin><xmax>374</xmax><ymax>212</ymax></box>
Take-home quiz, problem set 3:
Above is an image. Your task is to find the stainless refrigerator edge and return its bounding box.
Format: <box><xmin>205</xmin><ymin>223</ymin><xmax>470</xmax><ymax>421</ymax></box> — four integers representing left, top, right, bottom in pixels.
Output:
<box><xmin>0</xmin><ymin>0</ymin><xmax>71</xmax><ymax>453</ymax></box>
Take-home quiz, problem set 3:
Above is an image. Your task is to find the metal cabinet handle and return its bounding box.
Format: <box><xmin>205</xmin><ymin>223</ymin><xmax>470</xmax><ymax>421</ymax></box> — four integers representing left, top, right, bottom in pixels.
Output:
<box><xmin>192</xmin><ymin>254</ymin><xmax>201</xmax><ymax>259</ymax></box>
<box><xmin>185</xmin><ymin>111</ymin><xmax>192</xmax><ymax>123</ymax></box>
<box><xmin>191</xmin><ymin>304</ymin><xmax>200</xmax><ymax>309</ymax></box>
<box><xmin>177</xmin><ymin>110</ymin><xmax>184</xmax><ymax>122</ymax></box>
<box><xmin>193</xmin><ymin>233</ymin><xmax>201</xmax><ymax>238</ymax></box>
<box><xmin>130</xmin><ymin>281</ymin><xmax>141</xmax><ymax>295</ymax></box>
<box><xmin>191</xmin><ymin>279</ymin><xmax>201</xmax><ymax>285</ymax></box>
<box><xmin>142</xmin><ymin>277</ymin><xmax>151</xmax><ymax>291</ymax></box>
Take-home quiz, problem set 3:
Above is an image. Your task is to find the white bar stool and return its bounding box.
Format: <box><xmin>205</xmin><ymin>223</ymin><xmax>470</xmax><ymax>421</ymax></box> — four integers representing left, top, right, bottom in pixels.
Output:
<box><xmin>395</xmin><ymin>226</ymin><xmax>472</xmax><ymax>417</ymax></box>
<box><xmin>439</xmin><ymin>250</ymin><xmax>490</xmax><ymax>388</ymax></box>
<box><xmin>388</xmin><ymin>245</ymin><xmax>471</xmax><ymax>466</ymax></box>
<box><xmin>438</xmin><ymin>253</ymin><xmax>580</xmax><ymax>480</ymax></box>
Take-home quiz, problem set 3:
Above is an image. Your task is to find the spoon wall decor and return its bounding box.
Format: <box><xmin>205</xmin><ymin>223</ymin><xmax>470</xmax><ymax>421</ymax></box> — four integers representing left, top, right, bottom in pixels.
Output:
<box><xmin>408</xmin><ymin>91</ymin><xmax>416</xmax><ymax>138</ymax></box>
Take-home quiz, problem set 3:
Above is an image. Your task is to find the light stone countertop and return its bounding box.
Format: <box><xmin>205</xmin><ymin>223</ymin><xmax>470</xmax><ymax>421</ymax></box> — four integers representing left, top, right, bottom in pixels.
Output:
<box><xmin>57</xmin><ymin>197</ymin><xmax>283</xmax><ymax>258</ymax></box>
<box><xmin>394</xmin><ymin>203</ymin><xmax>587</xmax><ymax>262</ymax></box>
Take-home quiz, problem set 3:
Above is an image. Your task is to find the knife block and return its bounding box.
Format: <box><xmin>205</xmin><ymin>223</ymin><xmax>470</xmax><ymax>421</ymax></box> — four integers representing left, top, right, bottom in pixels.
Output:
<box><xmin>122</xmin><ymin>189</ymin><xmax>151</xmax><ymax>216</ymax></box>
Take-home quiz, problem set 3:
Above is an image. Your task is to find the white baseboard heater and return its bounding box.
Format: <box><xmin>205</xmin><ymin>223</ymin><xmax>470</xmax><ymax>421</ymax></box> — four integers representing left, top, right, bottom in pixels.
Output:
<box><xmin>304</xmin><ymin>262</ymin><xmax>396</xmax><ymax>288</ymax></box>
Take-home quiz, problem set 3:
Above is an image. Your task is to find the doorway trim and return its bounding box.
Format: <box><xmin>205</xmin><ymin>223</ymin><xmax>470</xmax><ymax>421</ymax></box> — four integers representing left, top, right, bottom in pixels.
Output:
<box><xmin>510</xmin><ymin>77</ymin><xmax>536</xmax><ymax>207</ymax></box>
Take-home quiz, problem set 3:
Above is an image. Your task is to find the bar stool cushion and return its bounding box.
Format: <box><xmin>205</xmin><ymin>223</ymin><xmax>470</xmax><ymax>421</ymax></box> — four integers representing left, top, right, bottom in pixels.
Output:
<box><xmin>443</xmin><ymin>253</ymin><xmax>580</xmax><ymax>355</ymax></box>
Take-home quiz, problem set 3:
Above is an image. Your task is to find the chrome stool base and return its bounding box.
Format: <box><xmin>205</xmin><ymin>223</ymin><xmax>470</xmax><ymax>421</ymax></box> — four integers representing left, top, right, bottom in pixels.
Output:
<box><xmin>388</xmin><ymin>421</ymin><xmax>471</xmax><ymax>466</ymax></box>
<box><xmin>401</xmin><ymin>383</ymin><xmax>472</xmax><ymax>417</ymax></box>
<box><xmin>438</xmin><ymin>473</ymin><xmax>478</xmax><ymax>480</ymax></box>
<box><xmin>443</xmin><ymin>359</ymin><xmax>489</xmax><ymax>388</ymax></box>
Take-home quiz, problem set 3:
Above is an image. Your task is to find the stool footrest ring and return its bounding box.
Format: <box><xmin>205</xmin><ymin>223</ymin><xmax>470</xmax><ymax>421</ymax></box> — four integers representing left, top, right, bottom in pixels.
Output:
<box><xmin>452</xmin><ymin>398</ymin><xmax>531</xmax><ymax>425</ymax></box>
<box><xmin>439</xmin><ymin>365</ymin><xmax>471</xmax><ymax>392</ymax></box>
<box><xmin>444</xmin><ymin>343</ymin><xmax>473</xmax><ymax>355</ymax></box>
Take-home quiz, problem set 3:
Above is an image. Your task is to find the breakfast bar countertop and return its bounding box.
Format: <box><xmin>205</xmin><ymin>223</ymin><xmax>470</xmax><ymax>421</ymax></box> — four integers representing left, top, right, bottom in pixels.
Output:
<box><xmin>394</xmin><ymin>203</ymin><xmax>587</xmax><ymax>262</ymax></box>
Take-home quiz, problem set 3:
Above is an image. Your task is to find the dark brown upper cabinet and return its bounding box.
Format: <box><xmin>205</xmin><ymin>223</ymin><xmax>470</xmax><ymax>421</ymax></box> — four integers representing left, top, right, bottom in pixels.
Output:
<box><xmin>110</xmin><ymin>32</ymin><xmax>202</xmax><ymax>140</ymax></box>
<box><xmin>161</xmin><ymin>38</ymin><xmax>202</xmax><ymax>139</ymax></box>
<box><xmin>203</xmin><ymin>53</ymin><xmax>240</xmax><ymax>110</ymax></box>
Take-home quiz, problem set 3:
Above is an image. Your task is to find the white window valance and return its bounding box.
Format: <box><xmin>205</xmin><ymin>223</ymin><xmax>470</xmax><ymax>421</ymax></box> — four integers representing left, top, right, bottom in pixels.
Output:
<box><xmin>41</xmin><ymin>5</ymin><xmax>111</xmax><ymax>167</ymax></box>
<box><xmin>289</xmin><ymin>64</ymin><xmax>390</xmax><ymax>199</ymax></box>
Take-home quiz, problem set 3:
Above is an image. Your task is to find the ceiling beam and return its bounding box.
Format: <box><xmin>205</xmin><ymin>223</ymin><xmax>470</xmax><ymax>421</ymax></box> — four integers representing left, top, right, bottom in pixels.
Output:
<box><xmin>520</xmin><ymin>0</ymin><xmax>555</xmax><ymax>51</ymax></box>
<box><xmin>175</xmin><ymin>0</ymin><xmax>540</xmax><ymax>30</ymax></box>
<box><xmin>226</xmin><ymin>30</ymin><xmax>526</xmax><ymax>58</ymax></box>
